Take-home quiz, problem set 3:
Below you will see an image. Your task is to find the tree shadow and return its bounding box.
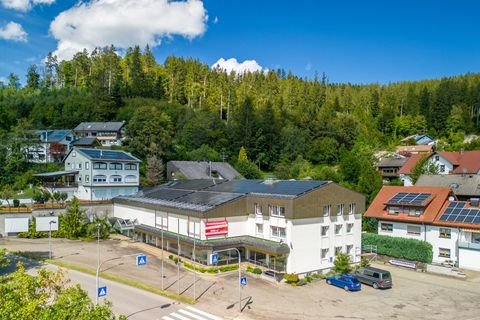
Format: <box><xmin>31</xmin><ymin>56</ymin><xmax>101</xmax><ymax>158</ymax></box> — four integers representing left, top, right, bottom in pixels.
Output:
<box><xmin>0</xmin><ymin>252</ymin><xmax>45</xmax><ymax>276</ymax></box>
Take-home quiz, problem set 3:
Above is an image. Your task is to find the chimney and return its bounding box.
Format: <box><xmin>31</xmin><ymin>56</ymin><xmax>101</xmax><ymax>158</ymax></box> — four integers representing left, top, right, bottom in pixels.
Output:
<box><xmin>471</xmin><ymin>198</ymin><xmax>479</xmax><ymax>207</ymax></box>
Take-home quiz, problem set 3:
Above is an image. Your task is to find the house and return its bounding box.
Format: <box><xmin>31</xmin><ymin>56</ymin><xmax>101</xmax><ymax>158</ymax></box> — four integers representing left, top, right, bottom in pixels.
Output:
<box><xmin>73</xmin><ymin>122</ymin><xmax>126</xmax><ymax>147</ymax></box>
<box><xmin>400</xmin><ymin>134</ymin><xmax>436</xmax><ymax>146</ymax></box>
<box><xmin>376</xmin><ymin>157</ymin><xmax>407</xmax><ymax>181</ymax></box>
<box><xmin>71</xmin><ymin>137</ymin><xmax>102</xmax><ymax>148</ymax></box>
<box><xmin>35</xmin><ymin>148</ymin><xmax>141</xmax><ymax>201</ymax></box>
<box><xmin>113</xmin><ymin>179</ymin><xmax>365</xmax><ymax>275</ymax></box>
<box><xmin>428</xmin><ymin>150</ymin><xmax>480</xmax><ymax>175</ymax></box>
<box><xmin>365</xmin><ymin>186</ymin><xmax>480</xmax><ymax>271</ymax></box>
<box><xmin>396</xmin><ymin>144</ymin><xmax>434</xmax><ymax>156</ymax></box>
<box><xmin>398</xmin><ymin>154</ymin><xmax>424</xmax><ymax>186</ymax></box>
<box><xmin>416</xmin><ymin>174</ymin><xmax>480</xmax><ymax>201</ymax></box>
<box><xmin>167</xmin><ymin>161</ymin><xmax>243</xmax><ymax>180</ymax></box>
<box><xmin>25</xmin><ymin>130</ymin><xmax>74</xmax><ymax>163</ymax></box>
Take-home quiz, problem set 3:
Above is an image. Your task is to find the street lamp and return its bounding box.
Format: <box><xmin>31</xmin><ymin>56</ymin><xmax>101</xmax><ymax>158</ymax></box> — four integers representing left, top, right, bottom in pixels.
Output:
<box><xmin>48</xmin><ymin>220</ymin><xmax>57</xmax><ymax>260</ymax></box>
<box><xmin>95</xmin><ymin>223</ymin><xmax>101</xmax><ymax>304</ymax></box>
<box><xmin>213</xmin><ymin>248</ymin><xmax>242</xmax><ymax>312</ymax></box>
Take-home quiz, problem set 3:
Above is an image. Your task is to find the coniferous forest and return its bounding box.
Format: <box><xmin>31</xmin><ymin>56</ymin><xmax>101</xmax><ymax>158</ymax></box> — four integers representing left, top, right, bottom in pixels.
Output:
<box><xmin>1</xmin><ymin>46</ymin><xmax>480</xmax><ymax>202</ymax></box>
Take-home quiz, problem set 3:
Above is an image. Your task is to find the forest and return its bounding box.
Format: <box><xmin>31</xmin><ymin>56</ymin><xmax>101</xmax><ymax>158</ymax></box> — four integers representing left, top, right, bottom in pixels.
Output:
<box><xmin>1</xmin><ymin>45</ymin><xmax>480</xmax><ymax>202</ymax></box>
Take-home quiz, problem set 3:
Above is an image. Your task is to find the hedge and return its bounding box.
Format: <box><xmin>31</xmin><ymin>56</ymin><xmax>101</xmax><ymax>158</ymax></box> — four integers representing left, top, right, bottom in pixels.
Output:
<box><xmin>362</xmin><ymin>233</ymin><xmax>433</xmax><ymax>263</ymax></box>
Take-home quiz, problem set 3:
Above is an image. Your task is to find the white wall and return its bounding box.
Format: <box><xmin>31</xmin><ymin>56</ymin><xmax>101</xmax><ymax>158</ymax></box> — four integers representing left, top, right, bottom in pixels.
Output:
<box><xmin>459</xmin><ymin>248</ymin><xmax>480</xmax><ymax>271</ymax></box>
<box><xmin>428</xmin><ymin>154</ymin><xmax>454</xmax><ymax>174</ymax></box>
<box><xmin>114</xmin><ymin>203</ymin><xmax>155</xmax><ymax>227</ymax></box>
<box><xmin>425</xmin><ymin>225</ymin><xmax>459</xmax><ymax>264</ymax></box>
<box><xmin>378</xmin><ymin>220</ymin><xmax>425</xmax><ymax>241</ymax></box>
<box><xmin>400</xmin><ymin>174</ymin><xmax>413</xmax><ymax>187</ymax></box>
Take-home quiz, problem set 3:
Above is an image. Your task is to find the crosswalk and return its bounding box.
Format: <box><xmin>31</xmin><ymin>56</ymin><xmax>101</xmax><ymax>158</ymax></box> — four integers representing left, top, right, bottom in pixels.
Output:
<box><xmin>162</xmin><ymin>306</ymin><xmax>223</xmax><ymax>320</ymax></box>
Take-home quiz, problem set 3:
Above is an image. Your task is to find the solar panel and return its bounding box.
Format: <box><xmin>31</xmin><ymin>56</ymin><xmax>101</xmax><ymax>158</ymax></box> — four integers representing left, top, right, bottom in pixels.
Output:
<box><xmin>439</xmin><ymin>214</ymin><xmax>449</xmax><ymax>221</ymax></box>
<box><xmin>79</xmin><ymin>148</ymin><xmax>137</xmax><ymax>161</ymax></box>
<box><xmin>439</xmin><ymin>201</ymin><xmax>480</xmax><ymax>225</ymax></box>
<box><xmin>474</xmin><ymin>217</ymin><xmax>480</xmax><ymax>224</ymax></box>
<box><xmin>387</xmin><ymin>192</ymin><xmax>431</xmax><ymax>205</ymax></box>
<box><xmin>464</xmin><ymin>216</ymin><xmax>475</xmax><ymax>223</ymax></box>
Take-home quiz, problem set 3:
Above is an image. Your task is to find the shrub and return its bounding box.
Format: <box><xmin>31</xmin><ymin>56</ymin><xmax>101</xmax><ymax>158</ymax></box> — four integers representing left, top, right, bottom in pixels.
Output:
<box><xmin>362</xmin><ymin>232</ymin><xmax>433</xmax><ymax>263</ymax></box>
<box><xmin>13</xmin><ymin>199</ymin><xmax>19</xmax><ymax>208</ymax></box>
<box><xmin>219</xmin><ymin>265</ymin><xmax>239</xmax><ymax>272</ymax></box>
<box><xmin>247</xmin><ymin>266</ymin><xmax>263</xmax><ymax>275</ymax></box>
<box><xmin>333</xmin><ymin>253</ymin><xmax>352</xmax><ymax>274</ymax></box>
<box><xmin>283</xmin><ymin>273</ymin><xmax>299</xmax><ymax>284</ymax></box>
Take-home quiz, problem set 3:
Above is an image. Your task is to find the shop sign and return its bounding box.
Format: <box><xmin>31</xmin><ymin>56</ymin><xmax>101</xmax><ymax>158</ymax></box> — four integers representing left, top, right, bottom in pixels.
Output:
<box><xmin>205</xmin><ymin>219</ymin><xmax>228</xmax><ymax>237</ymax></box>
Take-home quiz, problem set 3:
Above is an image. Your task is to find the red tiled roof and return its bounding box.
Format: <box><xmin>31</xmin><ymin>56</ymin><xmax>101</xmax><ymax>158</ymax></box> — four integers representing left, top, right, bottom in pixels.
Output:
<box><xmin>364</xmin><ymin>186</ymin><xmax>453</xmax><ymax>223</ymax></box>
<box><xmin>437</xmin><ymin>151</ymin><xmax>480</xmax><ymax>174</ymax></box>
<box><xmin>398</xmin><ymin>154</ymin><xmax>424</xmax><ymax>174</ymax></box>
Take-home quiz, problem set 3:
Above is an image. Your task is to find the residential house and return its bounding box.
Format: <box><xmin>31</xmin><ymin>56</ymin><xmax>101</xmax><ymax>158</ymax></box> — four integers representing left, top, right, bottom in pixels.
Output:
<box><xmin>400</xmin><ymin>134</ymin><xmax>436</xmax><ymax>146</ymax></box>
<box><xmin>416</xmin><ymin>174</ymin><xmax>480</xmax><ymax>201</ymax></box>
<box><xmin>25</xmin><ymin>130</ymin><xmax>74</xmax><ymax>163</ymax></box>
<box><xmin>398</xmin><ymin>154</ymin><xmax>423</xmax><ymax>186</ymax></box>
<box><xmin>113</xmin><ymin>179</ymin><xmax>365</xmax><ymax>275</ymax></box>
<box><xmin>428</xmin><ymin>150</ymin><xmax>480</xmax><ymax>175</ymax></box>
<box><xmin>71</xmin><ymin>137</ymin><xmax>102</xmax><ymax>148</ymax></box>
<box><xmin>365</xmin><ymin>186</ymin><xmax>480</xmax><ymax>271</ymax></box>
<box><xmin>376</xmin><ymin>157</ymin><xmax>407</xmax><ymax>182</ymax></box>
<box><xmin>167</xmin><ymin>161</ymin><xmax>243</xmax><ymax>180</ymax></box>
<box><xmin>73</xmin><ymin>122</ymin><xmax>126</xmax><ymax>147</ymax></box>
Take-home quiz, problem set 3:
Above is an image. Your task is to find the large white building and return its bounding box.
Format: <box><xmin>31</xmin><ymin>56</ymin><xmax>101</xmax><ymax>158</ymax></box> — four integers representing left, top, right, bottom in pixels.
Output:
<box><xmin>366</xmin><ymin>186</ymin><xmax>480</xmax><ymax>271</ymax></box>
<box><xmin>113</xmin><ymin>179</ymin><xmax>365</xmax><ymax>275</ymax></box>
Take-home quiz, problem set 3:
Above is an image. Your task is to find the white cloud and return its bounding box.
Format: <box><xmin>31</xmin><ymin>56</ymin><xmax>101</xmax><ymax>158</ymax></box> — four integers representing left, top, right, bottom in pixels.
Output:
<box><xmin>50</xmin><ymin>0</ymin><xmax>208</xmax><ymax>61</ymax></box>
<box><xmin>0</xmin><ymin>21</ymin><xmax>27</xmax><ymax>42</ymax></box>
<box><xmin>212</xmin><ymin>58</ymin><xmax>263</xmax><ymax>74</ymax></box>
<box><xmin>0</xmin><ymin>0</ymin><xmax>55</xmax><ymax>12</ymax></box>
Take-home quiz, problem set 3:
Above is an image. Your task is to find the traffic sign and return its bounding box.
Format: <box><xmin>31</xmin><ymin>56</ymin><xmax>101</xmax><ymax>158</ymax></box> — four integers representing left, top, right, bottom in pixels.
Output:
<box><xmin>210</xmin><ymin>253</ymin><xmax>219</xmax><ymax>265</ymax></box>
<box><xmin>136</xmin><ymin>254</ymin><xmax>147</xmax><ymax>266</ymax></box>
<box><xmin>98</xmin><ymin>286</ymin><xmax>107</xmax><ymax>298</ymax></box>
<box><xmin>240</xmin><ymin>276</ymin><xmax>247</xmax><ymax>286</ymax></box>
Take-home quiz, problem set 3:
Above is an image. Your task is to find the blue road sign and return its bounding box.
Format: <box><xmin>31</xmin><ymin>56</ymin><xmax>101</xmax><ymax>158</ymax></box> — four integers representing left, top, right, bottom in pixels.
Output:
<box><xmin>240</xmin><ymin>276</ymin><xmax>247</xmax><ymax>286</ymax></box>
<box><xmin>136</xmin><ymin>254</ymin><xmax>147</xmax><ymax>266</ymax></box>
<box><xmin>98</xmin><ymin>286</ymin><xmax>107</xmax><ymax>298</ymax></box>
<box><xmin>210</xmin><ymin>253</ymin><xmax>219</xmax><ymax>265</ymax></box>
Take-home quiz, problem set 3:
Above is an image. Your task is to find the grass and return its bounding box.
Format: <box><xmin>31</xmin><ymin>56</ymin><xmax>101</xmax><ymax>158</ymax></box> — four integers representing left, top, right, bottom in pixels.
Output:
<box><xmin>47</xmin><ymin>259</ymin><xmax>195</xmax><ymax>304</ymax></box>
<box><xmin>13</xmin><ymin>188</ymin><xmax>35</xmax><ymax>199</ymax></box>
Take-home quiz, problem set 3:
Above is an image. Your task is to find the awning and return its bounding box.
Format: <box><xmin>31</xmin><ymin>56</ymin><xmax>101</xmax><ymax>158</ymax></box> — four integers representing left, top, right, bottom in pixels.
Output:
<box><xmin>461</xmin><ymin>228</ymin><xmax>480</xmax><ymax>234</ymax></box>
<box><xmin>33</xmin><ymin>170</ymin><xmax>79</xmax><ymax>178</ymax></box>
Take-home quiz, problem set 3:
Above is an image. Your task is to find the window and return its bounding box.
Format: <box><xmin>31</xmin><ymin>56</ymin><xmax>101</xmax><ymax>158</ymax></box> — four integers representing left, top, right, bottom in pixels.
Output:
<box><xmin>93</xmin><ymin>175</ymin><xmax>107</xmax><ymax>183</ymax></box>
<box><xmin>125</xmin><ymin>163</ymin><xmax>137</xmax><ymax>170</ymax></box>
<box><xmin>124</xmin><ymin>175</ymin><xmax>137</xmax><ymax>183</ymax></box>
<box><xmin>110</xmin><ymin>163</ymin><xmax>122</xmax><ymax>170</ymax></box>
<box><xmin>323</xmin><ymin>205</ymin><xmax>331</xmax><ymax>217</ymax></box>
<box><xmin>72</xmin><ymin>151</ymin><xmax>76</xmax><ymax>157</ymax></box>
<box><xmin>321</xmin><ymin>226</ymin><xmax>329</xmax><ymax>236</ymax></box>
<box><xmin>254</xmin><ymin>203</ymin><xmax>262</xmax><ymax>215</ymax></box>
<box><xmin>440</xmin><ymin>165</ymin><xmax>445</xmax><ymax>173</ymax></box>
<box><xmin>346</xmin><ymin>223</ymin><xmax>354</xmax><ymax>234</ymax></box>
<box><xmin>380</xmin><ymin>223</ymin><xmax>393</xmax><ymax>232</ymax></box>
<box><xmin>271</xmin><ymin>205</ymin><xmax>286</xmax><ymax>217</ymax></box>
<box><xmin>346</xmin><ymin>245</ymin><xmax>354</xmax><ymax>255</ymax></box>
<box><xmin>434</xmin><ymin>155</ymin><xmax>439</xmax><ymax>161</ymax></box>
<box><xmin>335</xmin><ymin>224</ymin><xmax>342</xmax><ymax>235</ymax></box>
<box><xmin>271</xmin><ymin>226</ymin><xmax>286</xmax><ymax>238</ymax></box>
<box><xmin>336</xmin><ymin>204</ymin><xmax>344</xmax><ymax>216</ymax></box>
<box><xmin>407</xmin><ymin>225</ymin><xmax>421</xmax><ymax>235</ymax></box>
<box><xmin>93</xmin><ymin>162</ymin><xmax>107</xmax><ymax>169</ymax></box>
<box><xmin>348</xmin><ymin>203</ymin><xmax>356</xmax><ymax>215</ymax></box>
<box><xmin>85</xmin><ymin>175</ymin><xmax>90</xmax><ymax>183</ymax></box>
<box><xmin>85</xmin><ymin>162</ymin><xmax>89</xmax><ymax>170</ymax></box>
<box><xmin>77</xmin><ymin>163</ymin><xmax>82</xmax><ymax>169</ymax></box>
<box><xmin>439</xmin><ymin>248</ymin><xmax>451</xmax><ymax>258</ymax></box>
<box><xmin>109</xmin><ymin>175</ymin><xmax>122</xmax><ymax>183</ymax></box>
<box><xmin>78</xmin><ymin>175</ymin><xmax>82</xmax><ymax>182</ymax></box>
<box><xmin>256</xmin><ymin>223</ymin><xmax>263</xmax><ymax>235</ymax></box>
<box><xmin>67</xmin><ymin>162</ymin><xmax>71</xmax><ymax>169</ymax></box>
<box><xmin>321</xmin><ymin>248</ymin><xmax>329</xmax><ymax>259</ymax></box>
<box><xmin>335</xmin><ymin>246</ymin><xmax>343</xmax><ymax>255</ymax></box>
<box><xmin>472</xmin><ymin>233</ymin><xmax>480</xmax><ymax>244</ymax></box>
<box><xmin>439</xmin><ymin>228</ymin><xmax>451</xmax><ymax>239</ymax></box>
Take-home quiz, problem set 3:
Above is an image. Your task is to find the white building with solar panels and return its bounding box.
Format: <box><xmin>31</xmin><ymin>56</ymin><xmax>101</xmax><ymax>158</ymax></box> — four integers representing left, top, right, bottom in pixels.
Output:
<box><xmin>113</xmin><ymin>179</ymin><xmax>365</xmax><ymax>275</ymax></box>
<box><xmin>366</xmin><ymin>186</ymin><xmax>480</xmax><ymax>271</ymax></box>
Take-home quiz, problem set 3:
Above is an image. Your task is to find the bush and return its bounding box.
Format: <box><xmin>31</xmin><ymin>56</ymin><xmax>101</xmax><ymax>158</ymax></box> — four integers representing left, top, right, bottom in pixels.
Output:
<box><xmin>333</xmin><ymin>253</ymin><xmax>352</xmax><ymax>274</ymax></box>
<box><xmin>362</xmin><ymin>232</ymin><xmax>433</xmax><ymax>263</ymax></box>
<box><xmin>283</xmin><ymin>273</ymin><xmax>299</xmax><ymax>284</ymax></box>
<box><xmin>218</xmin><ymin>265</ymin><xmax>239</xmax><ymax>272</ymax></box>
<box><xmin>247</xmin><ymin>266</ymin><xmax>262</xmax><ymax>275</ymax></box>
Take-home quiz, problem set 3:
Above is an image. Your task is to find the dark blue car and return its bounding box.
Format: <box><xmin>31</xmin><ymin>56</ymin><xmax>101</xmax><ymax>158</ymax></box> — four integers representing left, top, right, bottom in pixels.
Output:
<box><xmin>326</xmin><ymin>274</ymin><xmax>361</xmax><ymax>291</ymax></box>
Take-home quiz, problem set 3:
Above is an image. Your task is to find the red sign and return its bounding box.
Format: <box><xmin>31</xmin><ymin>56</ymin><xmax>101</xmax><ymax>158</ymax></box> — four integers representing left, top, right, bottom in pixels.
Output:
<box><xmin>205</xmin><ymin>219</ymin><xmax>228</xmax><ymax>237</ymax></box>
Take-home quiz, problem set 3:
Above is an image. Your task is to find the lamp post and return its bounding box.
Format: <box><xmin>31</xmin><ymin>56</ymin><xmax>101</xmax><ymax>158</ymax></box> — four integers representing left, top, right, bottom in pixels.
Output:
<box><xmin>161</xmin><ymin>216</ymin><xmax>164</xmax><ymax>290</ymax></box>
<box><xmin>48</xmin><ymin>220</ymin><xmax>57</xmax><ymax>260</ymax></box>
<box><xmin>95</xmin><ymin>223</ymin><xmax>101</xmax><ymax>304</ymax></box>
<box><xmin>213</xmin><ymin>248</ymin><xmax>242</xmax><ymax>312</ymax></box>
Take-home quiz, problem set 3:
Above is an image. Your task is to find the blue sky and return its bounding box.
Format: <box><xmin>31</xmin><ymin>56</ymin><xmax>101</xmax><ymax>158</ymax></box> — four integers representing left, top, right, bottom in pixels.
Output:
<box><xmin>1</xmin><ymin>0</ymin><xmax>480</xmax><ymax>84</ymax></box>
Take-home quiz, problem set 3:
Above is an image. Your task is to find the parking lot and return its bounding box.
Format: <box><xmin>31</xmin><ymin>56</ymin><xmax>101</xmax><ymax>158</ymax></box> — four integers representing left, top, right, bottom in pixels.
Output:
<box><xmin>2</xmin><ymin>236</ymin><xmax>480</xmax><ymax>320</ymax></box>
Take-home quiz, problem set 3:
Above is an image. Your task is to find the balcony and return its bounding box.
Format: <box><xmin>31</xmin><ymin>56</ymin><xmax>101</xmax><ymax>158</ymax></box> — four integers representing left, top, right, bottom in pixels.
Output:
<box><xmin>458</xmin><ymin>241</ymin><xmax>480</xmax><ymax>250</ymax></box>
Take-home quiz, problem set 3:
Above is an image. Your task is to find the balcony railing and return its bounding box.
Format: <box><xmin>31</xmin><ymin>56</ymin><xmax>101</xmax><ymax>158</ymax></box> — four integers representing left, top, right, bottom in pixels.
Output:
<box><xmin>458</xmin><ymin>241</ymin><xmax>480</xmax><ymax>250</ymax></box>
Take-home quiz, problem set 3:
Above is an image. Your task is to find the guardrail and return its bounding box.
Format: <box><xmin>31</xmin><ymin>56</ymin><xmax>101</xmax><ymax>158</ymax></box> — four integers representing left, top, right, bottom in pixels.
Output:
<box><xmin>0</xmin><ymin>207</ymin><xmax>33</xmax><ymax>213</ymax></box>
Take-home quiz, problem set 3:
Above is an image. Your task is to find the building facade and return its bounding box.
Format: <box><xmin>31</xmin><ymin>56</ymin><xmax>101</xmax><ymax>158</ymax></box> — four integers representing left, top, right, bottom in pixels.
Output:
<box><xmin>113</xmin><ymin>179</ymin><xmax>365</xmax><ymax>275</ymax></box>
<box><xmin>73</xmin><ymin>122</ymin><xmax>126</xmax><ymax>147</ymax></box>
<box><xmin>25</xmin><ymin>130</ymin><xmax>74</xmax><ymax>163</ymax></box>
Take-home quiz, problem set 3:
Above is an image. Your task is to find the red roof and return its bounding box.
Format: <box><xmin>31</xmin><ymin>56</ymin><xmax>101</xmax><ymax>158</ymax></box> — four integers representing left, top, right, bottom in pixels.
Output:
<box><xmin>437</xmin><ymin>151</ymin><xmax>480</xmax><ymax>174</ymax></box>
<box><xmin>398</xmin><ymin>154</ymin><xmax>423</xmax><ymax>174</ymax></box>
<box><xmin>365</xmin><ymin>186</ymin><xmax>453</xmax><ymax>223</ymax></box>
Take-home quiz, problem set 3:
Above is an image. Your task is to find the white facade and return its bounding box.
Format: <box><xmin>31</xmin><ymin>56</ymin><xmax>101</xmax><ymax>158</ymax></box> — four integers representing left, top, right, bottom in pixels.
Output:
<box><xmin>428</xmin><ymin>154</ymin><xmax>453</xmax><ymax>174</ymax></box>
<box><xmin>378</xmin><ymin>220</ymin><xmax>480</xmax><ymax>270</ymax></box>
<box><xmin>400</xmin><ymin>174</ymin><xmax>413</xmax><ymax>186</ymax></box>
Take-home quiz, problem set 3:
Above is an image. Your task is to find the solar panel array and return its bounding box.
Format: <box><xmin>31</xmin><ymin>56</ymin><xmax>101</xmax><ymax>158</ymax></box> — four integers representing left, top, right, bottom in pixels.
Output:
<box><xmin>439</xmin><ymin>201</ymin><xmax>480</xmax><ymax>224</ymax></box>
<box><xmin>387</xmin><ymin>192</ymin><xmax>431</xmax><ymax>205</ymax></box>
<box><xmin>79</xmin><ymin>149</ymin><xmax>138</xmax><ymax>161</ymax></box>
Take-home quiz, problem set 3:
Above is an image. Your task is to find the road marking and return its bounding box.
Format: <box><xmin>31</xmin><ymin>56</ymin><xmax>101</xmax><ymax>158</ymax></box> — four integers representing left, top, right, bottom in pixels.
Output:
<box><xmin>168</xmin><ymin>312</ymin><xmax>192</xmax><ymax>320</ymax></box>
<box><xmin>162</xmin><ymin>317</ymin><xmax>176</xmax><ymax>320</ymax></box>
<box><xmin>185</xmin><ymin>306</ymin><xmax>223</xmax><ymax>320</ymax></box>
<box><xmin>178</xmin><ymin>309</ymin><xmax>210</xmax><ymax>320</ymax></box>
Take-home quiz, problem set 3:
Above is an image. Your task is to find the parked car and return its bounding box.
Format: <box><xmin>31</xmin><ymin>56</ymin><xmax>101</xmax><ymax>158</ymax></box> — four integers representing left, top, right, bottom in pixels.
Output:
<box><xmin>353</xmin><ymin>266</ymin><xmax>392</xmax><ymax>289</ymax></box>
<box><xmin>326</xmin><ymin>274</ymin><xmax>361</xmax><ymax>291</ymax></box>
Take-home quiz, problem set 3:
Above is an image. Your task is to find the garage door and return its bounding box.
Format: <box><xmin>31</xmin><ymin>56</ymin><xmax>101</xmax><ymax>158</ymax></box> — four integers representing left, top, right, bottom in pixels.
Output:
<box><xmin>5</xmin><ymin>218</ymin><xmax>29</xmax><ymax>234</ymax></box>
<box><xmin>459</xmin><ymin>248</ymin><xmax>480</xmax><ymax>271</ymax></box>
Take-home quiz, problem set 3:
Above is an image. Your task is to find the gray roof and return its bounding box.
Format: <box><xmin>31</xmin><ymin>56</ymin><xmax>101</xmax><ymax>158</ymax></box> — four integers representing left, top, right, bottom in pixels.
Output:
<box><xmin>115</xmin><ymin>179</ymin><xmax>328</xmax><ymax>212</ymax></box>
<box><xmin>72</xmin><ymin>137</ymin><xmax>100</xmax><ymax>146</ymax></box>
<box><xmin>377</xmin><ymin>157</ymin><xmax>407</xmax><ymax>168</ymax></box>
<box><xmin>35</xmin><ymin>130</ymin><xmax>72</xmax><ymax>143</ymax></box>
<box><xmin>168</xmin><ymin>161</ymin><xmax>243</xmax><ymax>180</ymax></box>
<box><xmin>74</xmin><ymin>122</ymin><xmax>125</xmax><ymax>132</ymax></box>
<box><xmin>415</xmin><ymin>174</ymin><xmax>480</xmax><ymax>197</ymax></box>
<box><xmin>72</xmin><ymin>148</ymin><xmax>141</xmax><ymax>162</ymax></box>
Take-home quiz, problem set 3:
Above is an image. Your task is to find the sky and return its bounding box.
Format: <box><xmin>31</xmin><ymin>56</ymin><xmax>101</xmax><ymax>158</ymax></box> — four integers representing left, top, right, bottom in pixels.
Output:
<box><xmin>1</xmin><ymin>0</ymin><xmax>480</xmax><ymax>84</ymax></box>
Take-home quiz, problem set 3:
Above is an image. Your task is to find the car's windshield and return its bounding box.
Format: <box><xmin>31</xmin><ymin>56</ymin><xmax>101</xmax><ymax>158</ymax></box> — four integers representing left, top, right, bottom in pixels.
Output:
<box><xmin>351</xmin><ymin>278</ymin><xmax>360</xmax><ymax>283</ymax></box>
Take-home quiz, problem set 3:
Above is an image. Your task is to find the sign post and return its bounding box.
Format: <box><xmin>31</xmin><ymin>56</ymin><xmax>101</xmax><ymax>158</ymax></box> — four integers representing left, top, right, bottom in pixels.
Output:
<box><xmin>136</xmin><ymin>254</ymin><xmax>147</xmax><ymax>266</ymax></box>
<box><xmin>240</xmin><ymin>276</ymin><xmax>247</xmax><ymax>287</ymax></box>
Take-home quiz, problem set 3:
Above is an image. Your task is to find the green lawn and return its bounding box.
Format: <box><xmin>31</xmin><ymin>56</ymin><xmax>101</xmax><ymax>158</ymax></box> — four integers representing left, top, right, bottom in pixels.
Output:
<box><xmin>13</xmin><ymin>188</ymin><xmax>35</xmax><ymax>199</ymax></box>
